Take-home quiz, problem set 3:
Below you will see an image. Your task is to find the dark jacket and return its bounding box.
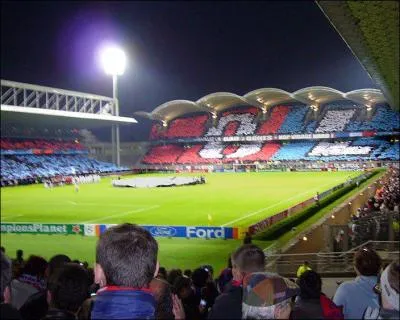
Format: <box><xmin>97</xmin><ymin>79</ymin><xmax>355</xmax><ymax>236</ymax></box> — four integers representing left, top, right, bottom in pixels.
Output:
<box><xmin>41</xmin><ymin>309</ymin><xmax>76</xmax><ymax>320</ymax></box>
<box><xmin>207</xmin><ymin>280</ymin><xmax>242</xmax><ymax>319</ymax></box>
<box><xmin>1</xmin><ymin>303</ymin><xmax>22</xmax><ymax>320</ymax></box>
<box><xmin>19</xmin><ymin>290</ymin><xmax>48</xmax><ymax>320</ymax></box>
<box><xmin>291</xmin><ymin>297</ymin><xmax>324</xmax><ymax>319</ymax></box>
<box><xmin>292</xmin><ymin>294</ymin><xmax>343</xmax><ymax>320</ymax></box>
<box><xmin>90</xmin><ymin>286</ymin><xmax>156</xmax><ymax>319</ymax></box>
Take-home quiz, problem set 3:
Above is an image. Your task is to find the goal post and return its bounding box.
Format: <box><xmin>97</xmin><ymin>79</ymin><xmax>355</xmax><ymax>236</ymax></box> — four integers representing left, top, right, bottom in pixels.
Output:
<box><xmin>232</xmin><ymin>162</ymin><xmax>260</xmax><ymax>172</ymax></box>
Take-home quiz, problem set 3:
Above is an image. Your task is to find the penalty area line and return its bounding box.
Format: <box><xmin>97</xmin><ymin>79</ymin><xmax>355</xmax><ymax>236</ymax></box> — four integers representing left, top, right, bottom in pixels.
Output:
<box><xmin>84</xmin><ymin>205</ymin><xmax>160</xmax><ymax>224</ymax></box>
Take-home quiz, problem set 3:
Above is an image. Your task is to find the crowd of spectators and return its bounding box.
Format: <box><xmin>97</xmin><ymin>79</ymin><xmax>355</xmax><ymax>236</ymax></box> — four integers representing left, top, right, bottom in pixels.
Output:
<box><xmin>142</xmin><ymin>138</ymin><xmax>399</xmax><ymax>165</ymax></box>
<box><xmin>349</xmin><ymin>167</ymin><xmax>400</xmax><ymax>247</ymax></box>
<box><xmin>1</xmin><ymin>223</ymin><xmax>399</xmax><ymax>320</ymax></box>
<box><xmin>0</xmin><ymin>138</ymin><xmax>85</xmax><ymax>151</ymax></box>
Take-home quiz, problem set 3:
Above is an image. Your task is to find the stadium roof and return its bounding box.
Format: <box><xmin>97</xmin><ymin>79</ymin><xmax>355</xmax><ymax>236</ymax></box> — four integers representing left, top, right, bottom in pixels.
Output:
<box><xmin>1</xmin><ymin>105</ymin><xmax>138</xmax><ymax>129</ymax></box>
<box><xmin>316</xmin><ymin>1</ymin><xmax>399</xmax><ymax>110</ymax></box>
<box><xmin>1</xmin><ymin>79</ymin><xmax>138</xmax><ymax>129</ymax></box>
<box><xmin>134</xmin><ymin>86</ymin><xmax>387</xmax><ymax>123</ymax></box>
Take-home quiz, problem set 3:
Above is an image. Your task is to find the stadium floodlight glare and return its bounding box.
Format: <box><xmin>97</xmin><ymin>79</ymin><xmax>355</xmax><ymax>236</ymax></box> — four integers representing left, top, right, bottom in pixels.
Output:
<box><xmin>100</xmin><ymin>46</ymin><xmax>126</xmax><ymax>76</ymax></box>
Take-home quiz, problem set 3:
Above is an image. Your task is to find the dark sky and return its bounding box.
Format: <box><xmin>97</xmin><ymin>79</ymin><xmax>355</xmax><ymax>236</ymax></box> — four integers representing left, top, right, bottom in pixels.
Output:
<box><xmin>1</xmin><ymin>1</ymin><xmax>377</xmax><ymax>141</ymax></box>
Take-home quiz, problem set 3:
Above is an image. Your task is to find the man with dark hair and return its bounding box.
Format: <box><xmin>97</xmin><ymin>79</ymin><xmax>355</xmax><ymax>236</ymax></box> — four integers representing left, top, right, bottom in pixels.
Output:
<box><xmin>91</xmin><ymin>223</ymin><xmax>159</xmax><ymax>319</ymax></box>
<box><xmin>291</xmin><ymin>270</ymin><xmax>343</xmax><ymax>319</ymax></box>
<box><xmin>42</xmin><ymin>263</ymin><xmax>90</xmax><ymax>319</ymax></box>
<box><xmin>208</xmin><ymin>244</ymin><xmax>266</xmax><ymax>319</ymax></box>
<box><xmin>333</xmin><ymin>247</ymin><xmax>382</xmax><ymax>319</ymax></box>
<box><xmin>19</xmin><ymin>254</ymin><xmax>71</xmax><ymax>320</ymax></box>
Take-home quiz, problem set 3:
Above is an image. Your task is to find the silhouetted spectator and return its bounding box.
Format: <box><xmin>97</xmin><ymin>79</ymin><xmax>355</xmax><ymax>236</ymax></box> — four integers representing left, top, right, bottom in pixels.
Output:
<box><xmin>150</xmin><ymin>277</ymin><xmax>174</xmax><ymax>319</ymax></box>
<box><xmin>167</xmin><ymin>269</ymin><xmax>183</xmax><ymax>286</ymax></box>
<box><xmin>174</xmin><ymin>276</ymin><xmax>201</xmax><ymax>320</ymax></box>
<box><xmin>333</xmin><ymin>247</ymin><xmax>381</xmax><ymax>319</ymax></box>
<box><xmin>157</xmin><ymin>267</ymin><xmax>167</xmax><ymax>280</ymax></box>
<box><xmin>1</xmin><ymin>252</ymin><xmax>21</xmax><ymax>319</ymax></box>
<box><xmin>183</xmin><ymin>269</ymin><xmax>192</xmax><ymax>278</ymax></box>
<box><xmin>91</xmin><ymin>223</ymin><xmax>158</xmax><ymax>319</ymax></box>
<box><xmin>11</xmin><ymin>255</ymin><xmax>47</xmax><ymax>310</ymax></box>
<box><xmin>208</xmin><ymin>244</ymin><xmax>266</xmax><ymax>319</ymax></box>
<box><xmin>19</xmin><ymin>254</ymin><xmax>71</xmax><ymax>320</ymax></box>
<box><xmin>12</xmin><ymin>250</ymin><xmax>25</xmax><ymax>278</ymax></box>
<box><xmin>42</xmin><ymin>263</ymin><xmax>90</xmax><ymax>320</ymax></box>
<box><xmin>243</xmin><ymin>232</ymin><xmax>252</xmax><ymax>244</ymax></box>
<box><xmin>216</xmin><ymin>256</ymin><xmax>233</xmax><ymax>294</ymax></box>
<box><xmin>291</xmin><ymin>270</ymin><xmax>343</xmax><ymax>319</ymax></box>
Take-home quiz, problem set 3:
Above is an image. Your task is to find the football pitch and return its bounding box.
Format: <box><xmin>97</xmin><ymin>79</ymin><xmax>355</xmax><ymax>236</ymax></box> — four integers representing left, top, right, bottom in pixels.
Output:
<box><xmin>1</xmin><ymin>171</ymin><xmax>362</xmax><ymax>271</ymax></box>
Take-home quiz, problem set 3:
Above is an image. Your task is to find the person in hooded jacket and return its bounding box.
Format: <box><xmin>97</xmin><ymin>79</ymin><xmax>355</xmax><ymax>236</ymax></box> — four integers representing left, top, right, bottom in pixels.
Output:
<box><xmin>291</xmin><ymin>270</ymin><xmax>343</xmax><ymax>319</ymax></box>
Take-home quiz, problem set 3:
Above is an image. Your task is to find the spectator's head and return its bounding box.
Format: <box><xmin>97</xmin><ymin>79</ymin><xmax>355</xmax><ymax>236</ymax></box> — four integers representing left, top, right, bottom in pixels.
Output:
<box><xmin>242</xmin><ymin>272</ymin><xmax>300</xmax><ymax>319</ymax></box>
<box><xmin>380</xmin><ymin>260</ymin><xmax>399</xmax><ymax>311</ymax></box>
<box><xmin>157</xmin><ymin>267</ymin><xmax>167</xmax><ymax>280</ymax></box>
<box><xmin>354</xmin><ymin>247</ymin><xmax>381</xmax><ymax>276</ymax></box>
<box><xmin>46</xmin><ymin>254</ymin><xmax>71</xmax><ymax>278</ymax></box>
<box><xmin>201</xmin><ymin>265</ymin><xmax>214</xmax><ymax>280</ymax></box>
<box><xmin>304</xmin><ymin>261</ymin><xmax>310</xmax><ymax>267</ymax></box>
<box><xmin>16</xmin><ymin>249</ymin><xmax>23</xmax><ymax>260</ymax></box>
<box><xmin>1</xmin><ymin>252</ymin><xmax>12</xmax><ymax>303</ymax></box>
<box><xmin>231</xmin><ymin>244</ymin><xmax>265</xmax><ymax>282</ymax></box>
<box><xmin>22</xmin><ymin>255</ymin><xmax>47</xmax><ymax>279</ymax></box>
<box><xmin>183</xmin><ymin>269</ymin><xmax>192</xmax><ymax>278</ymax></box>
<box><xmin>167</xmin><ymin>269</ymin><xmax>182</xmax><ymax>285</ymax></box>
<box><xmin>191</xmin><ymin>268</ymin><xmax>209</xmax><ymax>288</ymax></box>
<box><xmin>298</xmin><ymin>270</ymin><xmax>322</xmax><ymax>299</ymax></box>
<box><xmin>0</xmin><ymin>247</ymin><xmax>5</xmax><ymax>254</ymax></box>
<box><xmin>173</xmin><ymin>276</ymin><xmax>193</xmax><ymax>300</ymax></box>
<box><xmin>95</xmin><ymin>223</ymin><xmax>159</xmax><ymax>288</ymax></box>
<box><xmin>150</xmin><ymin>277</ymin><xmax>174</xmax><ymax>319</ymax></box>
<box><xmin>47</xmin><ymin>263</ymin><xmax>90</xmax><ymax>314</ymax></box>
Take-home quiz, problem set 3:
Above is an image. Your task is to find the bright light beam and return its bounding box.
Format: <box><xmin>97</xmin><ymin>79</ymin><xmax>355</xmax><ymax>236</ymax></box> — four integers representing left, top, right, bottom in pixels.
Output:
<box><xmin>100</xmin><ymin>46</ymin><xmax>126</xmax><ymax>76</ymax></box>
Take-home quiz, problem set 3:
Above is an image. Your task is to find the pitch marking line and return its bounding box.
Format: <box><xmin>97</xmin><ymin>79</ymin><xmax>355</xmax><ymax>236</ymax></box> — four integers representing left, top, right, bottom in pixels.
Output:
<box><xmin>84</xmin><ymin>205</ymin><xmax>160</xmax><ymax>224</ymax></box>
<box><xmin>64</xmin><ymin>201</ymin><xmax>150</xmax><ymax>208</ymax></box>
<box><xmin>221</xmin><ymin>178</ymin><xmax>345</xmax><ymax>227</ymax></box>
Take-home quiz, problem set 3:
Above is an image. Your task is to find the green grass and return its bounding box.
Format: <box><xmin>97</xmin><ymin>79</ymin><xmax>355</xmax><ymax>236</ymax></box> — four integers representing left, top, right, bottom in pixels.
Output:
<box><xmin>0</xmin><ymin>171</ymin><xmax>362</xmax><ymax>270</ymax></box>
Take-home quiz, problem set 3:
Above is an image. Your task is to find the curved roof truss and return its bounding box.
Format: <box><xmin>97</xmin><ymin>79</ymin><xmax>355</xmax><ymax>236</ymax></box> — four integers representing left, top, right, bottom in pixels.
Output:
<box><xmin>135</xmin><ymin>86</ymin><xmax>389</xmax><ymax>122</ymax></box>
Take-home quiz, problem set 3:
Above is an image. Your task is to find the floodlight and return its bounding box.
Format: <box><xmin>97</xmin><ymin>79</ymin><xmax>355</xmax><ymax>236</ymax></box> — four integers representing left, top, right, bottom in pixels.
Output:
<box><xmin>100</xmin><ymin>46</ymin><xmax>126</xmax><ymax>76</ymax></box>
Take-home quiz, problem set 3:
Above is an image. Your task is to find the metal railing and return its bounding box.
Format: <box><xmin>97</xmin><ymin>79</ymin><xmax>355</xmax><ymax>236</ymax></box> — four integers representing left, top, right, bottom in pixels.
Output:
<box><xmin>265</xmin><ymin>241</ymin><xmax>399</xmax><ymax>275</ymax></box>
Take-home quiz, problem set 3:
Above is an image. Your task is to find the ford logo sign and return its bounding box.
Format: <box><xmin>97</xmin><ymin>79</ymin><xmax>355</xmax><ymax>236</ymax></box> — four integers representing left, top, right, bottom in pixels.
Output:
<box><xmin>150</xmin><ymin>226</ymin><xmax>177</xmax><ymax>237</ymax></box>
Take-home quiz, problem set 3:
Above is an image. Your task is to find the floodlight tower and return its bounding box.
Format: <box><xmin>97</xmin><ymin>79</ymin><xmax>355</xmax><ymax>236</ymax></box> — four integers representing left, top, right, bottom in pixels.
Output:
<box><xmin>100</xmin><ymin>46</ymin><xmax>126</xmax><ymax>167</ymax></box>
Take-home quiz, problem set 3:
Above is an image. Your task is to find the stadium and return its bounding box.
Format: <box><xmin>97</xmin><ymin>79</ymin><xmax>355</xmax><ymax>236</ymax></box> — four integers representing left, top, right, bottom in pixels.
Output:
<box><xmin>1</xmin><ymin>1</ymin><xmax>399</xmax><ymax>319</ymax></box>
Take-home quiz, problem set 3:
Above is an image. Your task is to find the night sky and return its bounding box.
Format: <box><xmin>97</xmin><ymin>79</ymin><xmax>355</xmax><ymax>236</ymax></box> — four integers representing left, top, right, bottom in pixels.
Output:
<box><xmin>1</xmin><ymin>1</ymin><xmax>377</xmax><ymax>141</ymax></box>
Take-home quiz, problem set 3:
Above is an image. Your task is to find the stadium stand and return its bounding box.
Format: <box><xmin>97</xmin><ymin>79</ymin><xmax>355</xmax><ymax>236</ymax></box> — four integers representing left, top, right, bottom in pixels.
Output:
<box><xmin>206</xmin><ymin>113</ymin><xmax>256</xmax><ymax>136</ymax></box>
<box><xmin>256</xmin><ymin>105</ymin><xmax>290</xmax><ymax>135</ymax></box>
<box><xmin>150</xmin><ymin>114</ymin><xmax>209</xmax><ymax>140</ymax></box>
<box><xmin>142</xmin><ymin>144</ymin><xmax>185</xmax><ymax>164</ymax></box>
<box><xmin>347</xmin><ymin>104</ymin><xmax>400</xmax><ymax>132</ymax></box>
<box><xmin>0</xmin><ymin>138</ymin><xmax>128</xmax><ymax>184</ymax></box>
<box><xmin>277</xmin><ymin>105</ymin><xmax>308</xmax><ymax>134</ymax></box>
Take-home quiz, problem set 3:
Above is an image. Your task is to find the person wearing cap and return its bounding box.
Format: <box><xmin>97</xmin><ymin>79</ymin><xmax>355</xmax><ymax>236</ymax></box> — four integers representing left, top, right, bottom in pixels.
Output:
<box><xmin>364</xmin><ymin>260</ymin><xmax>400</xmax><ymax>320</ymax></box>
<box><xmin>333</xmin><ymin>247</ymin><xmax>382</xmax><ymax>319</ymax></box>
<box><xmin>208</xmin><ymin>244</ymin><xmax>266</xmax><ymax>319</ymax></box>
<box><xmin>242</xmin><ymin>271</ymin><xmax>300</xmax><ymax>319</ymax></box>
